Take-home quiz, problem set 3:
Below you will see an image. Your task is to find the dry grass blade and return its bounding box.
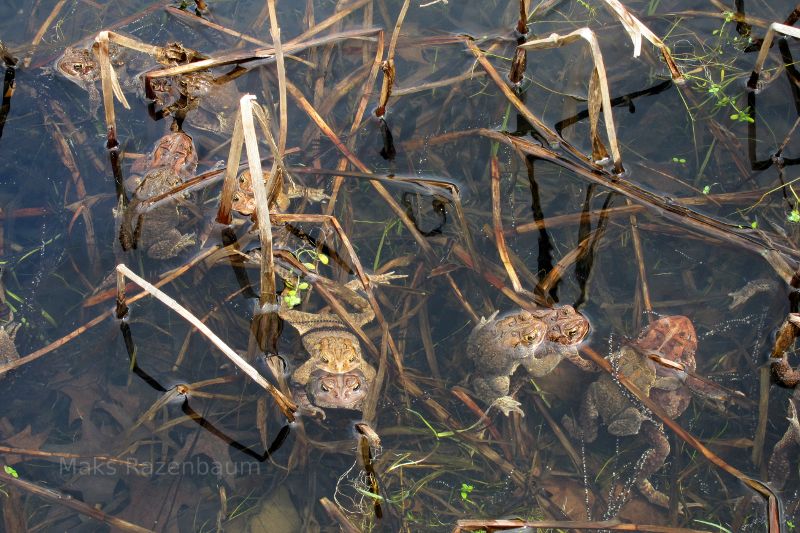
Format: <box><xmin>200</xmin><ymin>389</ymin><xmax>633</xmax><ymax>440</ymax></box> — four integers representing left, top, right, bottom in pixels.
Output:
<box><xmin>165</xmin><ymin>6</ymin><xmax>270</xmax><ymax>47</ymax></box>
<box><xmin>115</xmin><ymin>264</ymin><xmax>296</xmax><ymax>421</ymax></box>
<box><xmin>376</xmin><ymin>0</ymin><xmax>409</xmax><ymax>116</ymax></box>
<box><xmin>93</xmin><ymin>32</ymin><xmax>121</xmax><ymax>145</ymax></box>
<box><xmin>215</xmin><ymin>113</ymin><xmax>243</xmax><ymax>225</ymax></box>
<box><xmin>239</xmin><ymin>95</ymin><xmax>277</xmax><ymax>308</ymax></box>
<box><xmin>490</xmin><ymin>157</ymin><xmax>522</xmax><ymax>292</ymax></box>
<box><xmin>319</xmin><ymin>497</ymin><xmax>360</xmax><ymax>533</ymax></box>
<box><xmin>600</xmin><ymin>0</ymin><xmax>684</xmax><ymax>81</ymax></box>
<box><xmin>520</xmin><ymin>28</ymin><xmax>623</xmax><ymax>172</ymax></box>
<box><xmin>267</xmin><ymin>0</ymin><xmax>288</xmax><ymax>155</ymax></box>
<box><xmin>465</xmin><ymin>38</ymin><xmax>561</xmax><ymax>149</ymax></box>
<box><xmin>747</xmin><ymin>22</ymin><xmax>800</xmax><ymax>89</ymax></box>
<box><xmin>146</xmin><ymin>28</ymin><xmax>381</xmax><ymax>78</ymax></box>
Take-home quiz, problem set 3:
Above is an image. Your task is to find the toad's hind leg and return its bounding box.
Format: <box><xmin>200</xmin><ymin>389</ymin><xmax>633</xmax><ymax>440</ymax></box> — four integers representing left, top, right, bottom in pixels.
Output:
<box><xmin>636</xmin><ymin>421</ymin><xmax>671</xmax><ymax>508</ymax></box>
<box><xmin>472</xmin><ymin>375</ymin><xmax>524</xmax><ymax>416</ymax></box>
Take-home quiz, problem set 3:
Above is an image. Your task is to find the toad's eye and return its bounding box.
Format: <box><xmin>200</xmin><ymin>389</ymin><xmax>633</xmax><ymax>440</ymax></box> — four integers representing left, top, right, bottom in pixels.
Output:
<box><xmin>320</xmin><ymin>384</ymin><xmax>330</xmax><ymax>392</ymax></box>
<box><xmin>349</xmin><ymin>356</ymin><xmax>356</xmax><ymax>363</ymax></box>
<box><xmin>523</xmin><ymin>334</ymin><xmax>537</xmax><ymax>344</ymax></box>
<box><xmin>321</xmin><ymin>357</ymin><xmax>329</xmax><ymax>364</ymax></box>
<box><xmin>352</xmin><ymin>383</ymin><xmax>360</xmax><ymax>391</ymax></box>
<box><xmin>233</xmin><ymin>193</ymin><xmax>241</xmax><ymax>201</ymax></box>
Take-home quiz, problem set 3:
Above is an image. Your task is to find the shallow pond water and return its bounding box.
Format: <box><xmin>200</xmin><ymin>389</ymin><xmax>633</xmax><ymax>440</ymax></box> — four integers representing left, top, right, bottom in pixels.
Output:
<box><xmin>0</xmin><ymin>0</ymin><xmax>799</xmax><ymax>531</ymax></box>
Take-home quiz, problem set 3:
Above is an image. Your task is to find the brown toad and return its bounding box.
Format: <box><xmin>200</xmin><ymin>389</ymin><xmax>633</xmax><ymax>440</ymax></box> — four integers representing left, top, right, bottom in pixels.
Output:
<box><xmin>768</xmin><ymin>389</ymin><xmax>800</xmax><ymax>489</ymax></box>
<box><xmin>469</xmin><ymin>305</ymin><xmax>591</xmax><ymax>416</ymax></box>
<box><xmin>279</xmin><ymin>278</ymin><xmax>378</xmax><ymax>418</ymax></box>
<box><xmin>231</xmin><ymin>169</ymin><xmax>329</xmax><ymax>217</ymax></box>
<box><xmin>0</xmin><ymin>269</ymin><xmax>19</xmax><ymax>371</ymax></box>
<box><xmin>119</xmin><ymin>130</ymin><xmax>198</xmax><ymax>259</ymax></box>
<box><xmin>293</xmin><ymin>368</ymin><xmax>370</xmax><ymax>414</ymax></box>
<box><xmin>563</xmin><ymin>315</ymin><xmax>698</xmax><ymax>508</ymax></box>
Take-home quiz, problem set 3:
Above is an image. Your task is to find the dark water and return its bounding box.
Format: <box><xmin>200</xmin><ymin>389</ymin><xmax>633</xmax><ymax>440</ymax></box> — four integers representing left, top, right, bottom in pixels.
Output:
<box><xmin>0</xmin><ymin>0</ymin><xmax>798</xmax><ymax>531</ymax></box>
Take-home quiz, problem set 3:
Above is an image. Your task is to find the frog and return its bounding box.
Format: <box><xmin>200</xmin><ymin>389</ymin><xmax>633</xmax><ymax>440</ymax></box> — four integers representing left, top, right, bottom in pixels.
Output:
<box><xmin>468</xmin><ymin>306</ymin><xmax>591</xmax><ymax>416</ymax></box>
<box><xmin>279</xmin><ymin>277</ymin><xmax>379</xmax><ymax>418</ymax></box>
<box><xmin>118</xmin><ymin>130</ymin><xmax>198</xmax><ymax>259</ymax></box>
<box><xmin>231</xmin><ymin>169</ymin><xmax>329</xmax><ymax>217</ymax></box>
<box><xmin>562</xmin><ymin>315</ymin><xmax>699</xmax><ymax>508</ymax></box>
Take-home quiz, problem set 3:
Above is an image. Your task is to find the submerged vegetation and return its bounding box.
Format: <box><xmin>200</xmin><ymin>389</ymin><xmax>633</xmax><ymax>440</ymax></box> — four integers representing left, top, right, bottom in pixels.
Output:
<box><xmin>0</xmin><ymin>0</ymin><xmax>798</xmax><ymax>531</ymax></box>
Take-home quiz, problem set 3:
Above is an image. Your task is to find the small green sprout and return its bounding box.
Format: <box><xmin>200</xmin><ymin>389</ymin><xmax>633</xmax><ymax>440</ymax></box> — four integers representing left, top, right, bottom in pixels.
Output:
<box><xmin>787</xmin><ymin>519</ymin><xmax>795</xmax><ymax>530</ymax></box>
<box><xmin>318</xmin><ymin>253</ymin><xmax>329</xmax><ymax>265</ymax></box>
<box><xmin>283</xmin><ymin>290</ymin><xmax>302</xmax><ymax>308</ymax></box>
<box><xmin>672</xmin><ymin>157</ymin><xmax>687</xmax><ymax>164</ymax></box>
<box><xmin>788</xmin><ymin>210</ymin><xmax>800</xmax><ymax>223</ymax></box>
<box><xmin>460</xmin><ymin>483</ymin><xmax>473</xmax><ymax>501</ymax></box>
<box><xmin>702</xmin><ymin>185</ymin><xmax>711</xmax><ymax>194</ymax></box>
<box><xmin>730</xmin><ymin>107</ymin><xmax>755</xmax><ymax>123</ymax></box>
<box><xmin>302</xmin><ymin>262</ymin><xmax>316</xmax><ymax>271</ymax></box>
<box><xmin>3</xmin><ymin>465</ymin><xmax>18</xmax><ymax>478</ymax></box>
<box><xmin>297</xmin><ymin>282</ymin><xmax>309</xmax><ymax>290</ymax></box>
<box><xmin>750</xmin><ymin>220</ymin><xmax>758</xmax><ymax>229</ymax></box>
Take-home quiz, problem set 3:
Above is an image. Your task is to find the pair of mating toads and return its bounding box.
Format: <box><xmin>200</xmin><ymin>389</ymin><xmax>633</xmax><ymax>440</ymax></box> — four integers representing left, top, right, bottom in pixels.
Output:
<box><xmin>468</xmin><ymin>308</ymin><xmax>703</xmax><ymax>509</ymax></box>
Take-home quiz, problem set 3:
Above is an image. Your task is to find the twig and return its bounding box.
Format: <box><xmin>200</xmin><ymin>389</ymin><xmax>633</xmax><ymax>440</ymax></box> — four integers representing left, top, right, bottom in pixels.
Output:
<box><xmin>115</xmin><ymin>264</ymin><xmax>296</xmax><ymax>421</ymax></box>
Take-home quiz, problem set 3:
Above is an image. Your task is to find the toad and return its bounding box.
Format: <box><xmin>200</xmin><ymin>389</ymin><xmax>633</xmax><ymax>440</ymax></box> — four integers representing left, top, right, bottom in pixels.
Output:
<box><xmin>119</xmin><ymin>130</ymin><xmax>198</xmax><ymax>259</ymax></box>
<box><xmin>469</xmin><ymin>305</ymin><xmax>591</xmax><ymax>416</ymax></box>
<box><xmin>279</xmin><ymin>278</ymin><xmax>378</xmax><ymax>418</ymax></box>
<box><xmin>768</xmin><ymin>389</ymin><xmax>800</xmax><ymax>489</ymax></box>
<box><xmin>0</xmin><ymin>269</ymin><xmax>19</xmax><ymax>371</ymax></box>
<box><xmin>293</xmin><ymin>368</ymin><xmax>370</xmax><ymax>414</ymax></box>
<box><xmin>563</xmin><ymin>315</ymin><xmax>698</xmax><ymax>508</ymax></box>
<box><xmin>231</xmin><ymin>169</ymin><xmax>329</xmax><ymax>217</ymax></box>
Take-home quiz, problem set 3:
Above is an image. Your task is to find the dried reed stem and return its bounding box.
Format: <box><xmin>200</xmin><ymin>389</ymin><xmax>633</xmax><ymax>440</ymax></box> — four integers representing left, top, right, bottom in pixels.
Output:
<box><xmin>376</xmin><ymin>0</ymin><xmax>409</xmax><ymax>116</ymax></box>
<box><xmin>239</xmin><ymin>95</ymin><xmax>277</xmax><ymax>309</ymax></box>
<box><xmin>490</xmin><ymin>157</ymin><xmax>522</xmax><ymax>292</ymax></box>
<box><xmin>165</xmin><ymin>6</ymin><xmax>271</xmax><ymax>47</ymax></box>
<box><xmin>267</xmin><ymin>0</ymin><xmax>288</xmax><ymax>155</ymax></box>
<box><xmin>521</xmin><ymin>28</ymin><xmax>623</xmax><ymax>172</ymax></box>
<box><xmin>115</xmin><ymin>264</ymin><xmax>296</xmax><ymax>421</ymax></box>
<box><xmin>147</xmin><ymin>28</ymin><xmax>380</xmax><ymax>78</ymax></box>
<box><xmin>215</xmin><ymin>114</ymin><xmax>243</xmax><ymax>225</ymax></box>
<box><xmin>747</xmin><ymin>23</ymin><xmax>800</xmax><ymax>89</ymax></box>
<box><xmin>627</xmin><ymin>199</ymin><xmax>653</xmax><ymax>320</ymax></box>
<box><xmin>601</xmin><ymin>0</ymin><xmax>684</xmax><ymax>82</ymax></box>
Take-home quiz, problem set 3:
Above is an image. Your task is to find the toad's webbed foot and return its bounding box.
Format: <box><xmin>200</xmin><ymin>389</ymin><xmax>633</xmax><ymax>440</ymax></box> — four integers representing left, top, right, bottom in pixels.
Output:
<box><xmin>489</xmin><ymin>396</ymin><xmax>525</xmax><ymax>417</ymax></box>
